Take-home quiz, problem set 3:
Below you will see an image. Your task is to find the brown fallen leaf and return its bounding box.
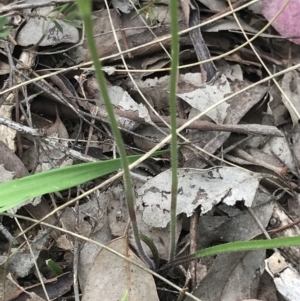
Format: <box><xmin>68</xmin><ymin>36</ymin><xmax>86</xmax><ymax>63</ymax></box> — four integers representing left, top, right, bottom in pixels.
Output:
<box><xmin>82</xmin><ymin>236</ymin><xmax>159</xmax><ymax>301</ymax></box>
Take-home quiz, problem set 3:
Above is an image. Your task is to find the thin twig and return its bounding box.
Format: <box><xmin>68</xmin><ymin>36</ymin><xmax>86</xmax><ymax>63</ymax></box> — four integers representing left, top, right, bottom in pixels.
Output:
<box><xmin>232</xmin><ymin>147</ymin><xmax>288</xmax><ymax>176</ymax></box>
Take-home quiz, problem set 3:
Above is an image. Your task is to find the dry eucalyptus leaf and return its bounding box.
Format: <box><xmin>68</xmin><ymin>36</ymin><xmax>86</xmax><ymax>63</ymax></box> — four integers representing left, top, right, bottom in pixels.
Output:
<box><xmin>182</xmin><ymin>82</ymin><xmax>269</xmax><ymax>168</ymax></box>
<box><xmin>127</xmin><ymin>72</ymin><xmax>204</xmax><ymax>111</ymax></box>
<box><xmin>93</xmin><ymin>85</ymin><xmax>152</xmax><ymax>130</ymax></box>
<box><xmin>55</xmin><ymin>235</ymin><xmax>73</xmax><ymax>250</ymax></box>
<box><xmin>22</xmin><ymin>113</ymin><xmax>72</xmax><ymax>173</ymax></box>
<box><xmin>61</xmin><ymin>192</ymin><xmax>109</xmax><ymax>239</ymax></box>
<box><xmin>111</xmin><ymin>0</ymin><xmax>139</xmax><ymax>13</ymax></box>
<box><xmin>177</xmin><ymin>74</ymin><xmax>231</xmax><ymax>124</ymax></box>
<box><xmin>196</xmin><ymin>187</ymin><xmax>274</xmax><ymax>249</ymax></box>
<box><xmin>266</xmin><ymin>85</ymin><xmax>288</xmax><ymax>126</ymax></box>
<box><xmin>215</xmin><ymin>61</ymin><xmax>243</xmax><ymax>81</ymax></box>
<box><xmin>136</xmin><ymin>166</ymin><xmax>262</xmax><ymax>228</ymax></box>
<box><xmin>82</xmin><ymin>236</ymin><xmax>159</xmax><ymax>301</ymax></box>
<box><xmin>0</xmin><ymin>141</ymin><xmax>28</xmax><ymax>178</ymax></box>
<box><xmin>79</xmin><ymin>223</ymin><xmax>113</xmax><ymax>290</ymax></box>
<box><xmin>280</xmin><ymin>71</ymin><xmax>300</xmax><ymax>127</ymax></box>
<box><xmin>292</xmin><ymin>124</ymin><xmax>300</xmax><ymax>167</ymax></box>
<box><xmin>0</xmin><ymin>164</ymin><xmax>14</xmax><ymax>183</ymax></box>
<box><xmin>180</xmin><ymin>0</ymin><xmax>194</xmax><ymax>26</ymax></box>
<box><xmin>0</xmin><ymin>270</ymin><xmax>20</xmax><ymax>301</ymax></box>
<box><xmin>257</xmin><ymin>272</ymin><xmax>279</xmax><ymax>301</ymax></box>
<box><xmin>265</xmin><ymin>252</ymin><xmax>300</xmax><ymax>301</ymax></box>
<box><xmin>0</xmin><ymin>94</ymin><xmax>17</xmax><ymax>151</ymax></box>
<box><xmin>140</xmin><ymin>52</ymin><xmax>171</xmax><ymax>78</ymax></box>
<box><xmin>248</xmin><ymin>1</ymin><xmax>262</xmax><ymax>14</ymax></box>
<box><xmin>187</xmin><ymin>251</ymin><xmax>265</xmax><ymax>301</ymax></box>
<box><xmin>16</xmin><ymin>5</ymin><xmax>79</xmax><ymax>46</ymax></box>
<box><xmin>262</xmin><ymin>136</ymin><xmax>295</xmax><ymax>175</ymax></box>
<box><xmin>197</xmin><ymin>0</ymin><xmax>227</xmax><ymax>11</ymax></box>
<box><xmin>134</xmin><ymin>125</ymin><xmax>169</xmax><ymax>151</ymax></box>
<box><xmin>8</xmin><ymin>229</ymin><xmax>51</xmax><ymax>278</ymax></box>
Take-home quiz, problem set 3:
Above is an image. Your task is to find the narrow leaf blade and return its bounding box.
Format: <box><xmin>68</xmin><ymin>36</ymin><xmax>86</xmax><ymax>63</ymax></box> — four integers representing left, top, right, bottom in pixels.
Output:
<box><xmin>0</xmin><ymin>151</ymin><xmax>167</xmax><ymax>213</ymax></box>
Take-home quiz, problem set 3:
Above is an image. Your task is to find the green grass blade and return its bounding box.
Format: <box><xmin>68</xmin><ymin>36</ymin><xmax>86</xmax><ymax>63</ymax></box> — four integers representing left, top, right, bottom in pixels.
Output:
<box><xmin>0</xmin><ymin>151</ymin><xmax>166</xmax><ymax>212</ymax></box>
<box><xmin>0</xmin><ymin>16</ymin><xmax>12</xmax><ymax>38</ymax></box>
<box><xmin>194</xmin><ymin>236</ymin><xmax>300</xmax><ymax>257</ymax></box>
<box><xmin>0</xmin><ymin>16</ymin><xmax>8</xmax><ymax>29</ymax></box>
<box><xmin>53</xmin><ymin>19</ymin><xmax>63</xmax><ymax>33</ymax></box>
<box><xmin>0</xmin><ymin>27</ymin><xmax>12</xmax><ymax>38</ymax></box>
<box><xmin>159</xmin><ymin>236</ymin><xmax>300</xmax><ymax>272</ymax></box>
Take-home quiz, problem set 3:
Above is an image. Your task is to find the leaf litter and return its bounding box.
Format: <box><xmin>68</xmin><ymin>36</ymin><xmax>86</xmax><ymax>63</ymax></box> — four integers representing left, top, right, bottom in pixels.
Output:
<box><xmin>136</xmin><ymin>167</ymin><xmax>261</xmax><ymax>228</ymax></box>
<box><xmin>1</xmin><ymin>0</ymin><xmax>300</xmax><ymax>300</ymax></box>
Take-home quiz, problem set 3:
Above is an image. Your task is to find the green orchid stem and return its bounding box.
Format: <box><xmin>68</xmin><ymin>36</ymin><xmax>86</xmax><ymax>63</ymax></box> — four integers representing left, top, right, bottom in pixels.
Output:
<box><xmin>159</xmin><ymin>235</ymin><xmax>300</xmax><ymax>273</ymax></box>
<box><xmin>77</xmin><ymin>0</ymin><xmax>152</xmax><ymax>268</ymax></box>
<box><xmin>168</xmin><ymin>0</ymin><xmax>179</xmax><ymax>261</ymax></box>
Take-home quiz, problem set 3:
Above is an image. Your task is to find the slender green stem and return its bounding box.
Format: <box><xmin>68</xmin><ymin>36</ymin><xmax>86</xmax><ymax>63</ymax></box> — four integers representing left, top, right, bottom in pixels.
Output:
<box><xmin>76</xmin><ymin>0</ymin><xmax>152</xmax><ymax>268</ymax></box>
<box><xmin>169</xmin><ymin>0</ymin><xmax>179</xmax><ymax>261</ymax></box>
